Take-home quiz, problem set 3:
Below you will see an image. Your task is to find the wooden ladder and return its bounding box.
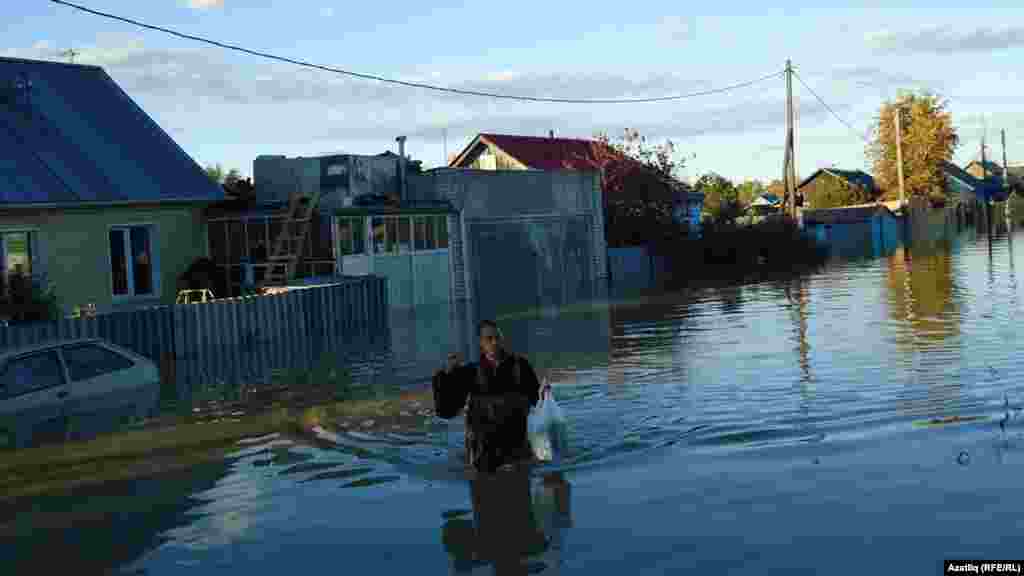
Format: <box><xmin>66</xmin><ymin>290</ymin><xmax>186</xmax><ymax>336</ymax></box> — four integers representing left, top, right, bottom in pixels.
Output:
<box><xmin>262</xmin><ymin>187</ymin><xmax>323</xmax><ymax>287</ymax></box>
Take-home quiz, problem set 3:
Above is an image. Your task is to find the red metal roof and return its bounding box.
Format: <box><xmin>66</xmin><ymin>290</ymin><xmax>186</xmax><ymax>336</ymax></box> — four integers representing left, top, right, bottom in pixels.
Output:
<box><xmin>476</xmin><ymin>133</ymin><xmax>626</xmax><ymax>171</ymax></box>
<box><xmin>451</xmin><ymin>132</ymin><xmax>687</xmax><ymax>202</ymax></box>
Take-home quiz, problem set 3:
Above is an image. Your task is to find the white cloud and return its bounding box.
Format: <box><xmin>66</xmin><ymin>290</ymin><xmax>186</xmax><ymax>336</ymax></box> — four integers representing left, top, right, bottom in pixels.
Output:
<box><xmin>187</xmin><ymin>0</ymin><xmax>225</xmax><ymax>9</ymax></box>
<box><xmin>0</xmin><ymin>36</ymin><xmax>873</xmax><ymax>180</ymax></box>
<box><xmin>658</xmin><ymin>15</ymin><xmax>696</xmax><ymax>43</ymax></box>
<box><xmin>867</xmin><ymin>25</ymin><xmax>1024</xmax><ymax>55</ymax></box>
<box><xmin>483</xmin><ymin>70</ymin><xmax>519</xmax><ymax>83</ymax></box>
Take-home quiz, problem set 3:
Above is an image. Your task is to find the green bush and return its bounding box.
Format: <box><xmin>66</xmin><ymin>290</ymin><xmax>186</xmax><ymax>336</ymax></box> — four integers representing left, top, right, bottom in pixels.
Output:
<box><xmin>0</xmin><ymin>273</ymin><xmax>60</xmax><ymax>324</ymax></box>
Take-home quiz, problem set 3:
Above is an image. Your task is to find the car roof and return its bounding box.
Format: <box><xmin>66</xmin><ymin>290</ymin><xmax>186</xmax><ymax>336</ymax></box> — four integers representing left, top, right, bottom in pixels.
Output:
<box><xmin>0</xmin><ymin>338</ymin><xmax>110</xmax><ymax>360</ymax></box>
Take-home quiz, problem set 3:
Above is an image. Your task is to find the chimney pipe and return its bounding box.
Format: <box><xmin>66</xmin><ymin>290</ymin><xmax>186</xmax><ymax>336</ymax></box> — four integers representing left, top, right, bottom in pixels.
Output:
<box><xmin>396</xmin><ymin>136</ymin><xmax>407</xmax><ymax>203</ymax></box>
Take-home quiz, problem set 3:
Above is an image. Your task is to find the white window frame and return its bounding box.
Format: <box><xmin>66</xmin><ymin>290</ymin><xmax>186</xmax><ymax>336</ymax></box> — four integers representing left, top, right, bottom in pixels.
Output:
<box><xmin>0</xmin><ymin>227</ymin><xmax>40</xmax><ymax>282</ymax></box>
<box><xmin>107</xmin><ymin>223</ymin><xmax>161</xmax><ymax>302</ymax></box>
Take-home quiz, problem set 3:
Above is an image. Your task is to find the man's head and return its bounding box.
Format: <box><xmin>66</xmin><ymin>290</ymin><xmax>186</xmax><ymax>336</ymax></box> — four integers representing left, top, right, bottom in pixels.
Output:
<box><xmin>478</xmin><ymin>320</ymin><xmax>503</xmax><ymax>358</ymax></box>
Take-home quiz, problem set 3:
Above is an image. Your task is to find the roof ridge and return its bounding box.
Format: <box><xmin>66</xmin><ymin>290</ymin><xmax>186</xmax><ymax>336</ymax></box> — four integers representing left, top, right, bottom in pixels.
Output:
<box><xmin>480</xmin><ymin>132</ymin><xmax>599</xmax><ymax>143</ymax></box>
<box><xmin>0</xmin><ymin>55</ymin><xmax>103</xmax><ymax>71</ymax></box>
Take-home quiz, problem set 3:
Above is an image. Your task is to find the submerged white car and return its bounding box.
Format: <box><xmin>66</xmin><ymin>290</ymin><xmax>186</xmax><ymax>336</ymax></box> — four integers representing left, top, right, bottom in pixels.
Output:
<box><xmin>0</xmin><ymin>338</ymin><xmax>161</xmax><ymax>449</ymax></box>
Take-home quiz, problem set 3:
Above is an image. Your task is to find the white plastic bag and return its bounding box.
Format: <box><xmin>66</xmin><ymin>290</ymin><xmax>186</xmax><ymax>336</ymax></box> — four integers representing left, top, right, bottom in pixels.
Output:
<box><xmin>528</xmin><ymin>383</ymin><xmax>568</xmax><ymax>462</ymax></box>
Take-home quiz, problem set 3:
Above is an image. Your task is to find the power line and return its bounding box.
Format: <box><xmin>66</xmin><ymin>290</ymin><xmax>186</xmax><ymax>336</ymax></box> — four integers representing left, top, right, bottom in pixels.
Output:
<box><xmin>792</xmin><ymin>70</ymin><xmax>870</xmax><ymax>143</ymax></box>
<box><xmin>51</xmin><ymin>0</ymin><xmax>783</xmax><ymax>104</ymax></box>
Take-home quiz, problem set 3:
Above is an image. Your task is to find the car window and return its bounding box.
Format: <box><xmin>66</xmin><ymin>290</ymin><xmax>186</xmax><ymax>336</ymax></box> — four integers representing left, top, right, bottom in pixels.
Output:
<box><xmin>0</xmin><ymin>351</ymin><xmax>66</xmax><ymax>399</ymax></box>
<box><xmin>62</xmin><ymin>344</ymin><xmax>135</xmax><ymax>382</ymax></box>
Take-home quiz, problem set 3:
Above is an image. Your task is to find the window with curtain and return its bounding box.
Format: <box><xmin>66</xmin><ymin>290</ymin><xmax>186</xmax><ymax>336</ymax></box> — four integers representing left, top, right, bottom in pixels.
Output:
<box><xmin>0</xmin><ymin>231</ymin><xmax>36</xmax><ymax>296</ymax></box>
<box><xmin>109</xmin><ymin>225</ymin><xmax>156</xmax><ymax>297</ymax></box>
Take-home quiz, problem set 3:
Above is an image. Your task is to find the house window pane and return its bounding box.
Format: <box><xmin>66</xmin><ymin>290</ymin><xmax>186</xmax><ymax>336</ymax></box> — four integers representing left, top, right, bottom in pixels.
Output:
<box><xmin>436</xmin><ymin>215</ymin><xmax>449</xmax><ymax>249</ymax></box>
<box><xmin>3</xmin><ymin>232</ymin><xmax>31</xmax><ymax>277</ymax></box>
<box><xmin>371</xmin><ymin>217</ymin><xmax>386</xmax><ymax>254</ymax></box>
<box><xmin>337</xmin><ymin>218</ymin><xmax>354</xmax><ymax>255</ymax></box>
<box><xmin>109</xmin><ymin>229</ymin><xmax>128</xmax><ymax>295</ymax></box>
<box><xmin>352</xmin><ymin>218</ymin><xmax>366</xmax><ymax>255</ymax></box>
<box><xmin>414</xmin><ymin>217</ymin><xmax>427</xmax><ymax>251</ymax></box>
<box><xmin>398</xmin><ymin>217</ymin><xmax>412</xmax><ymax>253</ymax></box>
<box><xmin>385</xmin><ymin>217</ymin><xmax>399</xmax><ymax>254</ymax></box>
<box><xmin>130</xmin><ymin>227</ymin><xmax>153</xmax><ymax>296</ymax></box>
<box><xmin>424</xmin><ymin>216</ymin><xmax>436</xmax><ymax>249</ymax></box>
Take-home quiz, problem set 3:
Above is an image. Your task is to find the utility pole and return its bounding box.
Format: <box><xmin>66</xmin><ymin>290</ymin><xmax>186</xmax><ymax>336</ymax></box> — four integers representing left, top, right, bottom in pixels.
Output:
<box><xmin>981</xmin><ymin>133</ymin><xmax>988</xmax><ymax>179</ymax></box>
<box><xmin>981</xmin><ymin>133</ymin><xmax>993</xmax><ymax>232</ymax></box>
<box><xmin>784</xmin><ymin>59</ymin><xmax>797</xmax><ymax>218</ymax></box>
<box><xmin>894</xmin><ymin>108</ymin><xmax>906</xmax><ymax>206</ymax></box>
<box><xmin>1003</xmin><ymin>129</ymin><xmax>1012</xmax><ymax>222</ymax></box>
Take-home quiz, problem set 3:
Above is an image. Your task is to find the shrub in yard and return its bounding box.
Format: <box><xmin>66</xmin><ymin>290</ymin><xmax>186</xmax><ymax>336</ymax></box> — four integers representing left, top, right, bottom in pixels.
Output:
<box><xmin>0</xmin><ymin>273</ymin><xmax>60</xmax><ymax>324</ymax></box>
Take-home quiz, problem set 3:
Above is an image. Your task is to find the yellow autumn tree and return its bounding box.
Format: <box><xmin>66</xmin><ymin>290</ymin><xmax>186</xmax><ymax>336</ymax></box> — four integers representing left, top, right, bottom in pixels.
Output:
<box><xmin>866</xmin><ymin>92</ymin><xmax>959</xmax><ymax>202</ymax></box>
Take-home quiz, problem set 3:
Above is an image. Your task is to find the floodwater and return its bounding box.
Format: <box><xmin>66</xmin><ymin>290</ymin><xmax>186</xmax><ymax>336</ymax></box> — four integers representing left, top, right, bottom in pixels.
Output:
<box><xmin>8</xmin><ymin>219</ymin><xmax>1024</xmax><ymax>575</ymax></box>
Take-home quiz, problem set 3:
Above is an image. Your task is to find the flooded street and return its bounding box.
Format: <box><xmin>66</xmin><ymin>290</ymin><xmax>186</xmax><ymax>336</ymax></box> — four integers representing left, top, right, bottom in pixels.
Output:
<box><xmin>8</xmin><ymin>223</ymin><xmax>1024</xmax><ymax>575</ymax></box>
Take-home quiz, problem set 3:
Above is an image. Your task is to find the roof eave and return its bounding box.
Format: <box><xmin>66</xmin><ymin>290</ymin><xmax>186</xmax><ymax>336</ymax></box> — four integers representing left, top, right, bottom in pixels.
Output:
<box><xmin>0</xmin><ymin>197</ymin><xmax>223</xmax><ymax>210</ymax></box>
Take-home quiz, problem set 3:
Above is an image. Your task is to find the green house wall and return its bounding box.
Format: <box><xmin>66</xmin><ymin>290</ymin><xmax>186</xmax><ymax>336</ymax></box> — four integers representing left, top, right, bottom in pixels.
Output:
<box><xmin>0</xmin><ymin>204</ymin><xmax>209</xmax><ymax>315</ymax></box>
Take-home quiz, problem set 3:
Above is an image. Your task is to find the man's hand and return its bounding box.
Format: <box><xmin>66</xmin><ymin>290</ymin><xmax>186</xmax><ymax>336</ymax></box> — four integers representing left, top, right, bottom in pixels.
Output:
<box><xmin>436</xmin><ymin>353</ymin><xmax>462</xmax><ymax>378</ymax></box>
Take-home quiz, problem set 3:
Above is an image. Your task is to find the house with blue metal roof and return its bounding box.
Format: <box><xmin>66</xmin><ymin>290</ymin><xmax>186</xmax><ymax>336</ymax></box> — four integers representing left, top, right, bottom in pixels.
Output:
<box><xmin>943</xmin><ymin>161</ymin><xmax>1007</xmax><ymax>204</ymax></box>
<box><xmin>796</xmin><ymin>168</ymin><xmax>879</xmax><ymax>210</ymax></box>
<box><xmin>0</xmin><ymin>57</ymin><xmax>223</xmax><ymax>316</ymax></box>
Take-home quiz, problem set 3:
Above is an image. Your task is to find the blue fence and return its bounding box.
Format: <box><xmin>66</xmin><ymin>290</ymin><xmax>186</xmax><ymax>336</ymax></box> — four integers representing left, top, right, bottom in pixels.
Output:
<box><xmin>607</xmin><ymin>246</ymin><xmax>672</xmax><ymax>288</ymax></box>
<box><xmin>0</xmin><ymin>276</ymin><xmax>389</xmax><ymax>404</ymax></box>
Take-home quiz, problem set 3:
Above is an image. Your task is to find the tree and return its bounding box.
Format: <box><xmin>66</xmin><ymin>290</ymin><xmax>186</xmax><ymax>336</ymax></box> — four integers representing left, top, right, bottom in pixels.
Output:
<box><xmin>205</xmin><ymin>163</ymin><xmax>226</xmax><ymax>183</ymax></box>
<box><xmin>736</xmin><ymin>180</ymin><xmax>767</xmax><ymax>207</ymax></box>
<box><xmin>696</xmin><ymin>173</ymin><xmax>740</xmax><ymax>223</ymax></box>
<box><xmin>866</xmin><ymin>92</ymin><xmax>959</xmax><ymax>203</ymax></box>
<box><xmin>594</xmin><ymin>128</ymin><xmax>684</xmax><ymax>181</ymax></box>
<box><xmin>0</xmin><ymin>273</ymin><xmax>60</xmax><ymax>324</ymax></box>
<box><xmin>223</xmin><ymin>168</ymin><xmax>243</xmax><ymax>187</ymax></box>
<box><xmin>588</xmin><ymin>128</ymin><xmax>691</xmax><ymax>246</ymax></box>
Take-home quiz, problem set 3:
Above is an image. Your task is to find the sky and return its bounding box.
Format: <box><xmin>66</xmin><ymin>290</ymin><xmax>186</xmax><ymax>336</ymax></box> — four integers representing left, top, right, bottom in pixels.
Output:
<box><xmin>4</xmin><ymin>0</ymin><xmax>1024</xmax><ymax>184</ymax></box>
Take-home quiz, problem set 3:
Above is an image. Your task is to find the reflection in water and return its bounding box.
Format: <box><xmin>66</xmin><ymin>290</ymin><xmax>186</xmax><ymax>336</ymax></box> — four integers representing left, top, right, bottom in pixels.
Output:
<box><xmin>1</xmin><ymin>457</ymin><xmax>233</xmax><ymax>574</ymax></box>
<box><xmin>441</xmin><ymin>471</ymin><xmax>572</xmax><ymax>575</ymax></box>
<box><xmin>384</xmin><ymin>295</ymin><xmax>613</xmax><ymax>390</ymax></box>
<box><xmin>784</xmin><ymin>274</ymin><xmax>815</xmax><ymax>426</ymax></box>
<box><xmin>17</xmin><ymin>215</ymin><xmax>1024</xmax><ymax>575</ymax></box>
<box><xmin>885</xmin><ymin>243</ymin><xmax>962</xmax><ymax>347</ymax></box>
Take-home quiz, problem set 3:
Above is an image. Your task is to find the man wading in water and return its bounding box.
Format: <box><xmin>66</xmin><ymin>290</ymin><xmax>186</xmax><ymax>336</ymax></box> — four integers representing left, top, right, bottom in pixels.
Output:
<box><xmin>434</xmin><ymin>320</ymin><xmax>550</xmax><ymax>573</ymax></box>
<box><xmin>433</xmin><ymin>320</ymin><xmax>545</xmax><ymax>474</ymax></box>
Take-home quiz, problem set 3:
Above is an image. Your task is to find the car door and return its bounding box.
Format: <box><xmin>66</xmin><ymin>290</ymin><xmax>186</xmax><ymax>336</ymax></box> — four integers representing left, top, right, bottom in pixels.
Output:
<box><xmin>61</xmin><ymin>343</ymin><xmax>141</xmax><ymax>437</ymax></box>
<box><xmin>0</xmin><ymin>349</ymin><xmax>71</xmax><ymax>448</ymax></box>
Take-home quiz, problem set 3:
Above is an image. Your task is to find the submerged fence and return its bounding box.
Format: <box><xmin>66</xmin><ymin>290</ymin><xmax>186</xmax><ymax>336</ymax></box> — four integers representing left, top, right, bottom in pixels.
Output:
<box><xmin>0</xmin><ymin>276</ymin><xmax>389</xmax><ymax>403</ymax></box>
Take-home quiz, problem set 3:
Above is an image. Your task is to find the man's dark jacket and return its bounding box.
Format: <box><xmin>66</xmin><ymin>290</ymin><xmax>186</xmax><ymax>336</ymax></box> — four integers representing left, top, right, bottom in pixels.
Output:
<box><xmin>433</xmin><ymin>351</ymin><xmax>542</xmax><ymax>473</ymax></box>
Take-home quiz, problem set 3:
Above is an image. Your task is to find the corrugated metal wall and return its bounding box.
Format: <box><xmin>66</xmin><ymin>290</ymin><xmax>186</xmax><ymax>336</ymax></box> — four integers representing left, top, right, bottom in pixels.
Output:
<box><xmin>466</xmin><ymin>215</ymin><xmax>595</xmax><ymax>320</ymax></box>
<box><xmin>0</xmin><ymin>276</ymin><xmax>389</xmax><ymax>404</ymax></box>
